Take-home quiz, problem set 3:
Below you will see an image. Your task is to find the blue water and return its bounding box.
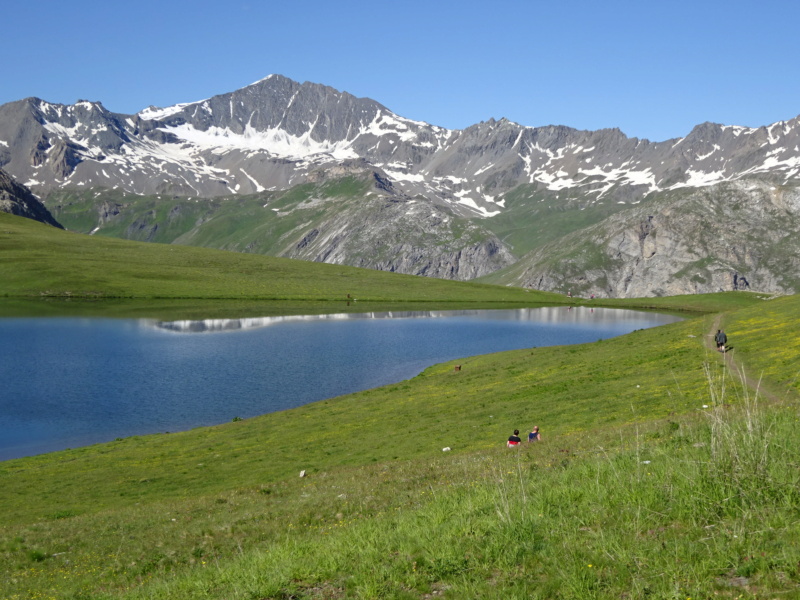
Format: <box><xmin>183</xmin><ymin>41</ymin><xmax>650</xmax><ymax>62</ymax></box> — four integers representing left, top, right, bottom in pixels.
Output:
<box><xmin>0</xmin><ymin>307</ymin><xmax>680</xmax><ymax>460</ymax></box>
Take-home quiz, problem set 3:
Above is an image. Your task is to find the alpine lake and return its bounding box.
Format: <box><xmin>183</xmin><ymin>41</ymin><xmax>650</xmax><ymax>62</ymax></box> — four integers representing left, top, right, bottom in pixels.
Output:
<box><xmin>0</xmin><ymin>301</ymin><xmax>682</xmax><ymax>460</ymax></box>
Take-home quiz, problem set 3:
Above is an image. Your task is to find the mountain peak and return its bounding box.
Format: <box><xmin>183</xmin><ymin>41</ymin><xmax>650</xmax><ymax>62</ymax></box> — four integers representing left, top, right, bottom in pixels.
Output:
<box><xmin>0</xmin><ymin>75</ymin><xmax>798</xmax><ymax>214</ymax></box>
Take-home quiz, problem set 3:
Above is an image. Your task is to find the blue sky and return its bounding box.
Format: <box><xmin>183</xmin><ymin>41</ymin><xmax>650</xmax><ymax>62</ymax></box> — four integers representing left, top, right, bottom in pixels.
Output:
<box><xmin>2</xmin><ymin>0</ymin><xmax>798</xmax><ymax>142</ymax></box>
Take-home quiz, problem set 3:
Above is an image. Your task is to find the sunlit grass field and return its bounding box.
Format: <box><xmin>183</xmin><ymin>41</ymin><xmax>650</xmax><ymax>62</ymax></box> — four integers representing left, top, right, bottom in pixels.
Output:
<box><xmin>0</xmin><ymin>212</ymin><xmax>559</xmax><ymax>304</ymax></box>
<box><xmin>1</xmin><ymin>212</ymin><xmax>798</xmax><ymax>598</ymax></box>
<box><xmin>0</xmin><ymin>211</ymin><xmax>768</xmax><ymax>321</ymax></box>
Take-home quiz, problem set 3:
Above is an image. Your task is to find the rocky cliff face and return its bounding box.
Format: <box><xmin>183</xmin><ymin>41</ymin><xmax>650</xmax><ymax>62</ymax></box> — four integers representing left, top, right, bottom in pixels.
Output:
<box><xmin>279</xmin><ymin>189</ymin><xmax>515</xmax><ymax>280</ymax></box>
<box><xmin>46</xmin><ymin>164</ymin><xmax>516</xmax><ymax>281</ymax></box>
<box><xmin>0</xmin><ymin>167</ymin><xmax>63</xmax><ymax>228</ymax></box>
<box><xmin>497</xmin><ymin>180</ymin><xmax>800</xmax><ymax>297</ymax></box>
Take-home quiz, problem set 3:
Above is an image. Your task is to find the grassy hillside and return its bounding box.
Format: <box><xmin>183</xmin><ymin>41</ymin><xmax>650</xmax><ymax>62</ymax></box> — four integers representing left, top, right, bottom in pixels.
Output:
<box><xmin>46</xmin><ymin>181</ymin><xmax>378</xmax><ymax>253</ymax></box>
<box><xmin>484</xmin><ymin>184</ymin><xmax>630</xmax><ymax>256</ymax></box>
<box><xmin>0</xmin><ymin>211</ymin><xmax>557</xmax><ymax>303</ymax></box>
<box><xmin>2</xmin><ymin>210</ymin><xmax>797</xmax><ymax>598</ymax></box>
<box><xmin>44</xmin><ymin>178</ymin><xmax>508</xmax><ymax>278</ymax></box>
<box><xmin>1</xmin><ymin>211</ymin><xmax>769</xmax><ymax>320</ymax></box>
<box><xmin>2</xmin><ymin>287</ymin><xmax>798</xmax><ymax>598</ymax></box>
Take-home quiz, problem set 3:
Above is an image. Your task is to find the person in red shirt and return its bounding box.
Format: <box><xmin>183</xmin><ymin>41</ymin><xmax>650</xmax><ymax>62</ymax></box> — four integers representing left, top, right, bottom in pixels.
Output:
<box><xmin>507</xmin><ymin>429</ymin><xmax>522</xmax><ymax>447</ymax></box>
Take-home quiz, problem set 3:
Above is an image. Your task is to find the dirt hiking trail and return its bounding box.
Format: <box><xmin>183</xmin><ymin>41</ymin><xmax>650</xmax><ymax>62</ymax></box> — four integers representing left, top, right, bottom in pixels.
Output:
<box><xmin>707</xmin><ymin>314</ymin><xmax>781</xmax><ymax>404</ymax></box>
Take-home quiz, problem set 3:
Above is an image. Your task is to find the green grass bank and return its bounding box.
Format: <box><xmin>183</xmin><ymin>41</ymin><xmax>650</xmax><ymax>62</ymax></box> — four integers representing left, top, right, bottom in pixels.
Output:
<box><xmin>1</xmin><ymin>212</ymin><xmax>767</xmax><ymax>321</ymax></box>
<box><xmin>0</xmin><ymin>212</ymin><xmax>559</xmax><ymax>304</ymax></box>
<box><xmin>2</xmin><ymin>212</ymin><xmax>799</xmax><ymax>598</ymax></box>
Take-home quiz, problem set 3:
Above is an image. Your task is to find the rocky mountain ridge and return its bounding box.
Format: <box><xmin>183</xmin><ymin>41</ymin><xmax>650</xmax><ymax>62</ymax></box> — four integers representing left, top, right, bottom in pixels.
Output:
<box><xmin>485</xmin><ymin>180</ymin><xmax>800</xmax><ymax>297</ymax></box>
<box><xmin>1</xmin><ymin>75</ymin><xmax>799</xmax><ymax>296</ymax></box>
<box><xmin>0</xmin><ymin>167</ymin><xmax>62</xmax><ymax>228</ymax></box>
<box><xmin>2</xmin><ymin>75</ymin><xmax>799</xmax><ymax>216</ymax></box>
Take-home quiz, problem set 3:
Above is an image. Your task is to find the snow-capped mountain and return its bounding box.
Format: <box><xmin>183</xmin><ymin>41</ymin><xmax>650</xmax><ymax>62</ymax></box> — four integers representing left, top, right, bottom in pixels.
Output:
<box><xmin>2</xmin><ymin>74</ymin><xmax>800</xmax><ymax>297</ymax></box>
<box><xmin>1</xmin><ymin>74</ymin><xmax>799</xmax><ymax>218</ymax></box>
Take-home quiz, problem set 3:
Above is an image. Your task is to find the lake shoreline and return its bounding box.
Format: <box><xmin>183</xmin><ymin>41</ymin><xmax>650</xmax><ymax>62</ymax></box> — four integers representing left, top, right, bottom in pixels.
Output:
<box><xmin>1</xmin><ymin>306</ymin><xmax>682</xmax><ymax>461</ymax></box>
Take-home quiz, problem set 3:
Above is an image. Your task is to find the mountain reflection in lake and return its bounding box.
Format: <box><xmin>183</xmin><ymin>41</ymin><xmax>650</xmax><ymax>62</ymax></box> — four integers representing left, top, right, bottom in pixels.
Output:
<box><xmin>0</xmin><ymin>307</ymin><xmax>681</xmax><ymax>460</ymax></box>
<box><xmin>152</xmin><ymin>307</ymin><xmax>663</xmax><ymax>334</ymax></box>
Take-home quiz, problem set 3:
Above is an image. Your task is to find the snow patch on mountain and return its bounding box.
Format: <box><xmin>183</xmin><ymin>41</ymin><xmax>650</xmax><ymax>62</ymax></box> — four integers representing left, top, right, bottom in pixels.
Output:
<box><xmin>363</xmin><ymin>113</ymin><xmax>419</xmax><ymax>142</ymax></box>
<box><xmin>162</xmin><ymin>122</ymin><xmax>359</xmax><ymax>161</ymax></box>
<box><xmin>2</xmin><ymin>75</ymin><xmax>799</xmax><ymax>220</ymax></box>
<box><xmin>139</xmin><ymin>103</ymin><xmax>197</xmax><ymax>121</ymax></box>
<box><xmin>239</xmin><ymin>168</ymin><xmax>265</xmax><ymax>192</ymax></box>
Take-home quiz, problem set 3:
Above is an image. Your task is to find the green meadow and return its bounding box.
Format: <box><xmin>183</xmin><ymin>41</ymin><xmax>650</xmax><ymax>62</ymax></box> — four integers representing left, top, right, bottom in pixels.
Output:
<box><xmin>1</xmin><ymin>212</ymin><xmax>799</xmax><ymax>598</ymax></box>
<box><xmin>0</xmin><ymin>212</ymin><xmax>559</xmax><ymax>305</ymax></box>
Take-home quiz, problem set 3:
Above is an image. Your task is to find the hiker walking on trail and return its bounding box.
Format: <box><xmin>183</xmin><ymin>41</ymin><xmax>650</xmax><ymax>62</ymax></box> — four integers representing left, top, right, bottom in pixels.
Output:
<box><xmin>715</xmin><ymin>329</ymin><xmax>728</xmax><ymax>352</ymax></box>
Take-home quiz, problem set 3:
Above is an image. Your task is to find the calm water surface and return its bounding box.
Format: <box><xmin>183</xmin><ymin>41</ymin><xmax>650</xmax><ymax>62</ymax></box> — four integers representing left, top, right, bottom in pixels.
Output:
<box><xmin>0</xmin><ymin>307</ymin><xmax>681</xmax><ymax>460</ymax></box>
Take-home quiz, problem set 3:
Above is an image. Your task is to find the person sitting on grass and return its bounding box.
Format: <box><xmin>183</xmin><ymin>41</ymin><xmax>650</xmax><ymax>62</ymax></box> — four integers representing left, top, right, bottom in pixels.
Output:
<box><xmin>528</xmin><ymin>426</ymin><xmax>541</xmax><ymax>442</ymax></box>
<box><xmin>507</xmin><ymin>429</ymin><xmax>522</xmax><ymax>447</ymax></box>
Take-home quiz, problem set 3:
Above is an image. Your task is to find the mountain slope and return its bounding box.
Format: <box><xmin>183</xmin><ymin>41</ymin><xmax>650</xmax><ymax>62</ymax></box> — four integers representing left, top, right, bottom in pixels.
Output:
<box><xmin>0</xmin><ymin>210</ymin><xmax>552</xmax><ymax>302</ymax></box>
<box><xmin>1</xmin><ymin>74</ymin><xmax>799</xmax><ymax>293</ymax></box>
<box><xmin>46</xmin><ymin>162</ymin><xmax>516</xmax><ymax>281</ymax></box>
<box><xmin>483</xmin><ymin>179</ymin><xmax>800</xmax><ymax>297</ymax></box>
<box><xmin>2</xmin><ymin>74</ymin><xmax>799</xmax><ymax>215</ymax></box>
<box><xmin>0</xmin><ymin>167</ymin><xmax>62</xmax><ymax>228</ymax></box>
